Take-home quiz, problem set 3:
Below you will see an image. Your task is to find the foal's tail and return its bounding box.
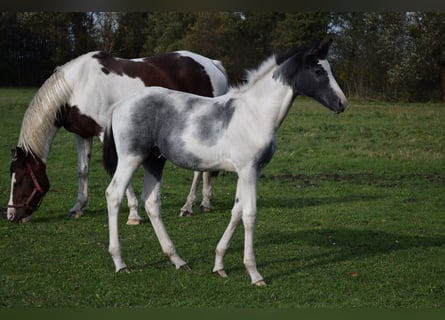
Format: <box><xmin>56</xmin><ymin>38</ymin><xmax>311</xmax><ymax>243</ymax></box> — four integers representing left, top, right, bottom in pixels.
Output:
<box><xmin>103</xmin><ymin>125</ymin><xmax>118</xmax><ymax>176</ymax></box>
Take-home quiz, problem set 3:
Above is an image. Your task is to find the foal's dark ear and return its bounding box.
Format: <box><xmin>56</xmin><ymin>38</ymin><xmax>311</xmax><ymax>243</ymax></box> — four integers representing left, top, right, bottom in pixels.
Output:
<box><xmin>310</xmin><ymin>38</ymin><xmax>333</xmax><ymax>60</ymax></box>
<box><xmin>318</xmin><ymin>38</ymin><xmax>333</xmax><ymax>59</ymax></box>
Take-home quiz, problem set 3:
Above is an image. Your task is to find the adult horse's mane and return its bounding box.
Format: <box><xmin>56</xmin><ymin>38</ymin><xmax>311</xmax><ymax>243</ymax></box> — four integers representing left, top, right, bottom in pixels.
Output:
<box><xmin>18</xmin><ymin>68</ymin><xmax>72</xmax><ymax>160</ymax></box>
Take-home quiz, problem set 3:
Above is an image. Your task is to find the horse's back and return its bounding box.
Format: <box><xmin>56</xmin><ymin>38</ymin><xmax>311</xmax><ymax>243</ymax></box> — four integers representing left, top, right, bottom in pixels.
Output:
<box><xmin>174</xmin><ymin>50</ymin><xmax>228</xmax><ymax>96</ymax></box>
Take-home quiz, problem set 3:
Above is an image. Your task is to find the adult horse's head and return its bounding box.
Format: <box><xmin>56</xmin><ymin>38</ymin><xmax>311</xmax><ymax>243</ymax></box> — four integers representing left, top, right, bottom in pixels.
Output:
<box><xmin>7</xmin><ymin>147</ymin><xmax>49</xmax><ymax>222</ymax></box>
<box><xmin>275</xmin><ymin>38</ymin><xmax>347</xmax><ymax>113</ymax></box>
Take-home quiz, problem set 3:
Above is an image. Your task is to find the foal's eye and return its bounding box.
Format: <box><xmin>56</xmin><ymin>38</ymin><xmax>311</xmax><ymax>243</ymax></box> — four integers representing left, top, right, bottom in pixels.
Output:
<box><xmin>315</xmin><ymin>68</ymin><xmax>325</xmax><ymax>76</ymax></box>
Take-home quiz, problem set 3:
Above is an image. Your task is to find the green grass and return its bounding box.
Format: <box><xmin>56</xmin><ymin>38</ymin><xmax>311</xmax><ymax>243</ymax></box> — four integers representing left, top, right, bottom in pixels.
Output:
<box><xmin>0</xmin><ymin>88</ymin><xmax>444</xmax><ymax>307</ymax></box>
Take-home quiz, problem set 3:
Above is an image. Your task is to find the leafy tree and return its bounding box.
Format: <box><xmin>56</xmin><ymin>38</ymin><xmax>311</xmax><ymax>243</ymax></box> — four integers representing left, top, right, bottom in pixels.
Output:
<box><xmin>271</xmin><ymin>12</ymin><xmax>330</xmax><ymax>50</ymax></box>
<box><xmin>113</xmin><ymin>12</ymin><xmax>149</xmax><ymax>58</ymax></box>
<box><xmin>0</xmin><ymin>12</ymin><xmax>443</xmax><ymax>101</ymax></box>
<box><xmin>143</xmin><ymin>12</ymin><xmax>197</xmax><ymax>55</ymax></box>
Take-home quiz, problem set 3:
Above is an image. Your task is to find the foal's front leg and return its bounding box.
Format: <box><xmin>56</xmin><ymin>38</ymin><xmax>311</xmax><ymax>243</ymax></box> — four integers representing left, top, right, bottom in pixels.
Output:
<box><xmin>213</xmin><ymin>169</ymin><xmax>265</xmax><ymax>286</ymax></box>
<box><xmin>213</xmin><ymin>178</ymin><xmax>243</xmax><ymax>277</ymax></box>
<box><xmin>239</xmin><ymin>170</ymin><xmax>265</xmax><ymax>286</ymax></box>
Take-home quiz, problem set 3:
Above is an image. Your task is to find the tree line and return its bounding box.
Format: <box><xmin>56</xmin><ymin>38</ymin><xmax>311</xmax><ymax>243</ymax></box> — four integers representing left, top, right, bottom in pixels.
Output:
<box><xmin>0</xmin><ymin>12</ymin><xmax>444</xmax><ymax>101</ymax></box>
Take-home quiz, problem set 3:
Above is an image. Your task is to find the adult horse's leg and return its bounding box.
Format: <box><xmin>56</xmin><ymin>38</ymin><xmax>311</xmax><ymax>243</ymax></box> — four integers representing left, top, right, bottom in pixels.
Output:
<box><xmin>68</xmin><ymin>135</ymin><xmax>92</xmax><ymax>218</ymax></box>
<box><xmin>179</xmin><ymin>170</ymin><xmax>213</xmax><ymax>216</ymax></box>
<box><xmin>106</xmin><ymin>155</ymin><xmax>141</xmax><ymax>272</ymax></box>
<box><xmin>125</xmin><ymin>184</ymin><xmax>143</xmax><ymax>225</ymax></box>
<box><xmin>200</xmin><ymin>171</ymin><xmax>213</xmax><ymax>212</ymax></box>
<box><xmin>69</xmin><ymin>135</ymin><xmax>142</xmax><ymax>224</ymax></box>
<box><xmin>179</xmin><ymin>171</ymin><xmax>202</xmax><ymax>216</ymax></box>
<box><xmin>143</xmin><ymin>156</ymin><xmax>189</xmax><ymax>269</ymax></box>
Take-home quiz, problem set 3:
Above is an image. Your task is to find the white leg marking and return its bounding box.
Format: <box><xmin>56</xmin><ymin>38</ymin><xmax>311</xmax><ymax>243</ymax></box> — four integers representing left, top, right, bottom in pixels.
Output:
<box><xmin>7</xmin><ymin>173</ymin><xmax>16</xmax><ymax>221</ymax></box>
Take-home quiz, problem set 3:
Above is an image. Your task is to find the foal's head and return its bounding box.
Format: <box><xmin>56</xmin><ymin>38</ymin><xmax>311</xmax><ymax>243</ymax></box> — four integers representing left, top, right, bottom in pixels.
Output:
<box><xmin>275</xmin><ymin>39</ymin><xmax>347</xmax><ymax>113</ymax></box>
<box><xmin>7</xmin><ymin>147</ymin><xmax>49</xmax><ymax>222</ymax></box>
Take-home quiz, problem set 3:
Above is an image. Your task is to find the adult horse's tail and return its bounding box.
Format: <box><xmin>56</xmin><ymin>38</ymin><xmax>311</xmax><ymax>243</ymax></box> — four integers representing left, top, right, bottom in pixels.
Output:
<box><xmin>103</xmin><ymin>125</ymin><xmax>118</xmax><ymax>176</ymax></box>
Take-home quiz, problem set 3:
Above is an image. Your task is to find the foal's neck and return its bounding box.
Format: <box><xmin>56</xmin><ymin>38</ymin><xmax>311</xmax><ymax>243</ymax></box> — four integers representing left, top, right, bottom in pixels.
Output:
<box><xmin>245</xmin><ymin>68</ymin><xmax>295</xmax><ymax>131</ymax></box>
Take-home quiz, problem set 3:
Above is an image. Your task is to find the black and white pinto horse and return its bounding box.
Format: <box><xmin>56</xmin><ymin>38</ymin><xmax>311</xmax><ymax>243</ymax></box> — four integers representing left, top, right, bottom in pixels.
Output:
<box><xmin>7</xmin><ymin>50</ymin><xmax>228</xmax><ymax>223</ymax></box>
<box><xmin>102</xmin><ymin>39</ymin><xmax>347</xmax><ymax>286</ymax></box>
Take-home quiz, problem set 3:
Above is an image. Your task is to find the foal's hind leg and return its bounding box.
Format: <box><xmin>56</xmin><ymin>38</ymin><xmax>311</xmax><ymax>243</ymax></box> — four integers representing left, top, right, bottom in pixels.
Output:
<box><xmin>106</xmin><ymin>156</ymin><xmax>141</xmax><ymax>272</ymax></box>
<box><xmin>143</xmin><ymin>157</ymin><xmax>188</xmax><ymax>269</ymax></box>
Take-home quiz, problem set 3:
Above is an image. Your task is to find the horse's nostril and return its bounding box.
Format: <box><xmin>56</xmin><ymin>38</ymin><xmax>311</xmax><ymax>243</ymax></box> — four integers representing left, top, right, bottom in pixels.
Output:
<box><xmin>338</xmin><ymin>99</ymin><xmax>347</xmax><ymax>112</ymax></box>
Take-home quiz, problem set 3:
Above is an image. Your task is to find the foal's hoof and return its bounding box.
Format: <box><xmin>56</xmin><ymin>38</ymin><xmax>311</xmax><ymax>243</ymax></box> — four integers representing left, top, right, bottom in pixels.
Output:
<box><xmin>68</xmin><ymin>210</ymin><xmax>83</xmax><ymax>219</ymax></box>
<box><xmin>199</xmin><ymin>205</ymin><xmax>211</xmax><ymax>213</ymax></box>
<box><xmin>179</xmin><ymin>210</ymin><xmax>194</xmax><ymax>217</ymax></box>
<box><xmin>118</xmin><ymin>267</ymin><xmax>131</xmax><ymax>273</ymax></box>
<box><xmin>179</xmin><ymin>264</ymin><xmax>192</xmax><ymax>271</ymax></box>
<box><xmin>214</xmin><ymin>269</ymin><xmax>228</xmax><ymax>278</ymax></box>
<box><xmin>253</xmin><ymin>280</ymin><xmax>267</xmax><ymax>287</ymax></box>
<box><xmin>126</xmin><ymin>218</ymin><xmax>143</xmax><ymax>225</ymax></box>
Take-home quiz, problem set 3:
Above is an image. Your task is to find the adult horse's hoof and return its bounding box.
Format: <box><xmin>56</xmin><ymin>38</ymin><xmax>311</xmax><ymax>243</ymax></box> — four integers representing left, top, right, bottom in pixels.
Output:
<box><xmin>214</xmin><ymin>269</ymin><xmax>228</xmax><ymax>278</ymax></box>
<box><xmin>68</xmin><ymin>210</ymin><xmax>84</xmax><ymax>219</ymax></box>
<box><xmin>126</xmin><ymin>218</ymin><xmax>143</xmax><ymax>225</ymax></box>
<box><xmin>179</xmin><ymin>210</ymin><xmax>194</xmax><ymax>217</ymax></box>
<box><xmin>199</xmin><ymin>205</ymin><xmax>211</xmax><ymax>213</ymax></box>
<box><xmin>118</xmin><ymin>267</ymin><xmax>131</xmax><ymax>273</ymax></box>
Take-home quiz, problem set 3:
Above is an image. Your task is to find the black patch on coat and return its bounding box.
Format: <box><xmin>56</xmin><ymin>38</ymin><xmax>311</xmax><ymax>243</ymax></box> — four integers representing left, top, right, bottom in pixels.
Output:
<box><xmin>55</xmin><ymin>104</ymin><xmax>102</xmax><ymax>138</ymax></box>
<box><xmin>255</xmin><ymin>139</ymin><xmax>277</xmax><ymax>170</ymax></box>
<box><xmin>126</xmin><ymin>94</ymin><xmax>203</xmax><ymax>170</ymax></box>
<box><xmin>196</xmin><ymin>98</ymin><xmax>236</xmax><ymax>146</ymax></box>
<box><xmin>92</xmin><ymin>51</ymin><xmax>214</xmax><ymax>97</ymax></box>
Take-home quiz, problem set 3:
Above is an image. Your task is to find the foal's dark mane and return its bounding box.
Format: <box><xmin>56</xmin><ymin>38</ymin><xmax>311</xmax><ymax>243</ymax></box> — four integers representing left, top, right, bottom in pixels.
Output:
<box><xmin>275</xmin><ymin>39</ymin><xmax>327</xmax><ymax>65</ymax></box>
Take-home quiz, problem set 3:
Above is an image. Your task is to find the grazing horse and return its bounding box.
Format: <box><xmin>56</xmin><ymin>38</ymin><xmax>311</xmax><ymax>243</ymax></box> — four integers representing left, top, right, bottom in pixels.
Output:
<box><xmin>7</xmin><ymin>50</ymin><xmax>228</xmax><ymax>223</ymax></box>
<box><xmin>102</xmin><ymin>39</ymin><xmax>347</xmax><ymax>286</ymax></box>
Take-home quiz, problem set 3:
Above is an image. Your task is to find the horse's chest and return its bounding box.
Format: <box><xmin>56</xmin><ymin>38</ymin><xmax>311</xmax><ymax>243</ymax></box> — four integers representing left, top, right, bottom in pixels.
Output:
<box><xmin>55</xmin><ymin>105</ymin><xmax>102</xmax><ymax>138</ymax></box>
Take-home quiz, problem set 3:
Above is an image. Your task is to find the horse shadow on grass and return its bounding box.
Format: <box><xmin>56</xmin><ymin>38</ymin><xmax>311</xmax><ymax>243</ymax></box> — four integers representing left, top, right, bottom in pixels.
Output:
<box><xmin>254</xmin><ymin>226</ymin><xmax>445</xmax><ymax>283</ymax></box>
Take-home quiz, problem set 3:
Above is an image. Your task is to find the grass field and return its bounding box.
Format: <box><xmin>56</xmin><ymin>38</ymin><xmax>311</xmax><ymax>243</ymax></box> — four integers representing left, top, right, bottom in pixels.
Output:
<box><xmin>0</xmin><ymin>88</ymin><xmax>444</xmax><ymax>307</ymax></box>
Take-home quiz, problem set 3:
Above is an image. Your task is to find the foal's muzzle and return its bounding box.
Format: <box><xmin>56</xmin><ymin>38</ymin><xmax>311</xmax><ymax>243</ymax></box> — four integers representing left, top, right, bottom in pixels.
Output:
<box><xmin>336</xmin><ymin>100</ymin><xmax>347</xmax><ymax>113</ymax></box>
<box><xmin>333</xmin><ymin>97</ymin><xmax>347</xmax><ymax>114</ymax></box>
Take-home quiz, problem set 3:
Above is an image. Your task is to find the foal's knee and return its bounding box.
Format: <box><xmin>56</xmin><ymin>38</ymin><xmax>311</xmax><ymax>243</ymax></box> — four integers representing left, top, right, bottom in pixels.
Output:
<box><xmin>143</xmin><ymin>195</ymin><xmax>161</xmax><ymax>217</ymax></box>
<box><xmin>242</xmin><ymin>212</ymin><xmax>256</xmax><ymax>231</ymax></box>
